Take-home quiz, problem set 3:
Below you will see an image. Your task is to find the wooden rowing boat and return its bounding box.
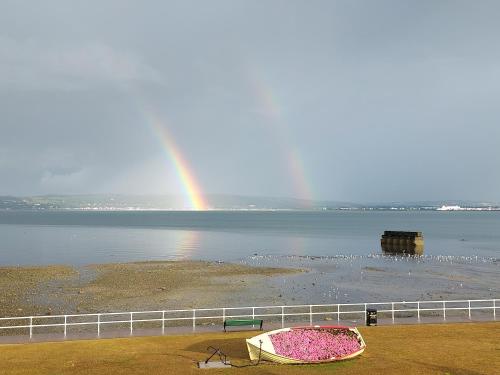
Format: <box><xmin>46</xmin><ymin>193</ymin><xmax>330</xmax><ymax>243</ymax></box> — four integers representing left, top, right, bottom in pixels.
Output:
<box><xmin>246</xmin><ymin>325</ymin><xmax>366</xmax><ymax>364</ymax></box>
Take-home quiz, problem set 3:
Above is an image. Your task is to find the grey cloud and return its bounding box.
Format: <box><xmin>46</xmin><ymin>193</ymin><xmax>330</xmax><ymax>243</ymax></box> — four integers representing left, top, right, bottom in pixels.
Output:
<box><xmin>1</xmin><ymin>0</ymin><xmax>500</xmax><ymax>202</ymax></box>
<box><xmin>40</xmin><ymin>167</ymin><xmax>87</xmax><ymax>192</ymax></box>
<box><xmin>0</xmin><ymin>37</ymin><xmax>163</xmax><ymax>91</ymax></box>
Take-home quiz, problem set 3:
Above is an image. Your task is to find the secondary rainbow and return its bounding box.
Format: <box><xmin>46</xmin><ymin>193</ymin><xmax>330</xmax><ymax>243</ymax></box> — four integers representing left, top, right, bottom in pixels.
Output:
<box><xmin>249</xmin><ymin>71</ymin><xmax>315</xmax><ymax>204</ymax></box>
<box><xmin>146</xmin><ymin>110</ymin><xmax>207</xmax><ymax>210</ymax></box>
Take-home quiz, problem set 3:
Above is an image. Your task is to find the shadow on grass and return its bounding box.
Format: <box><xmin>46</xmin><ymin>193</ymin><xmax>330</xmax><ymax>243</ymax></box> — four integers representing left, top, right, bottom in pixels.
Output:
<box><xmin>185</xmin><ymin>337</ymin><xmax>358</xmax><ymax>374</ymax></box>
<box><xmin>185</xmin><ymin>337</ymin><xmax>249</xmax><ymax>359</ymax></box>
<box><xmin>408</xmin><ymin>360</ymin><xmax>485</xmax><ymax>375</ymax></box>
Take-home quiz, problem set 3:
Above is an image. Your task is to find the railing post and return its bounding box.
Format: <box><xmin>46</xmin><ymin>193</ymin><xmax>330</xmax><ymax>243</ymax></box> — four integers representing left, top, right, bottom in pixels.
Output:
<box><xmin>13</xmin><ymin>298</ymin><xmax>500</xmax><ymax>342</ymax></box>
<box><xmin>252</xmin><ymin>307</ymin><xmax>255</xmax><ymax>328</ymax></box>
<box><xmin>364</xmin><ymin>303</ymin><xmax>367</xmax><ymax>323</ymax></box>
<box><xmin>162</xmin><ymin>311</ymin><xmax>165</xmax><ymax>335</ymax></box>
<box><xmin>130</xmin><ymin>312</ymin><xmax>133</xmax><ymax>335</ymax></box>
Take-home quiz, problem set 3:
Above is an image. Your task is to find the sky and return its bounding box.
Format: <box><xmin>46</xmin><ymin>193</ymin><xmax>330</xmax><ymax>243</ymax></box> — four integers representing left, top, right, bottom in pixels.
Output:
<box><xmin>1</xmin><ymin>0</ymin><xmax>499</xmax><ymax>203</ymax></box>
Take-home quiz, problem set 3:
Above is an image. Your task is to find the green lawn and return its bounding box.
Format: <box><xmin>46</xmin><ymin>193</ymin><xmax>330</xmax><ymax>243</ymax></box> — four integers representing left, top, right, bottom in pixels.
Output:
<box><xmin>1</xmin><ymin>322</ymin><xmax>498</xmax><ymax>375</ymax></box>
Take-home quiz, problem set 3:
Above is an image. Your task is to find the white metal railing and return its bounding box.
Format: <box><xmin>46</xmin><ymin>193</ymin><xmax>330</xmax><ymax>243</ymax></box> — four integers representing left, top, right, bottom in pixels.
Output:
<box><xmin>0</xmin><ymin>298</ymin><xmax>497</xmax><ymax>340</ymax></box>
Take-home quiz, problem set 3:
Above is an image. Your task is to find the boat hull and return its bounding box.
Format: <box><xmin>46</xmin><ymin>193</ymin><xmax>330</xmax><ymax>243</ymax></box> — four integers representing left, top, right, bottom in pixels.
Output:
<box><xmin>246</xmin><ymin>325</ymin><xmax>366</xmax><ymax>364</ymax></box>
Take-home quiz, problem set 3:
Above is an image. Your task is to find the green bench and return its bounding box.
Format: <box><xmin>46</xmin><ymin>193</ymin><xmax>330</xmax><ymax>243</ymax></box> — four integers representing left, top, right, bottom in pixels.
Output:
<box><xmin>223</xmin><ymin>319</ymin><xmax>263</xmax><ymax>332</ymax></box>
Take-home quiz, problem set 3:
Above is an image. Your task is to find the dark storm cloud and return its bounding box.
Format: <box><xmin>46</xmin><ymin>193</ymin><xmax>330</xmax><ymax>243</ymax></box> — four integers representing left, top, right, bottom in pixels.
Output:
<box><xmin>1</xmin><ymin>0</ymin><xmax>499</xmax><ymax>201</ymax></box>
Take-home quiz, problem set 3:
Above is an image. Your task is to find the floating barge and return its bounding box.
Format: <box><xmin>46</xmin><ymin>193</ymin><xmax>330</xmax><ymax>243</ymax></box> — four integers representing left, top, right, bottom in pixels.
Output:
<box><xmin>381</xmin><ymin>231</ymin><xmax>424</xmax><ymax>255</ymax></box>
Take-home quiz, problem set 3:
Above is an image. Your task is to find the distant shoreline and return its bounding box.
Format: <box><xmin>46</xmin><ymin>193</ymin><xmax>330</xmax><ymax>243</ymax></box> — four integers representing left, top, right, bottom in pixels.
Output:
<box><xmin>1</xmin><ymin>207</ymin><xmax>500</xmax><ymax>212</ymax></box>
<box><xmin>2</xmin><ymin>194</ymin><xmax>499</xmax><ymax>211</ymax></box>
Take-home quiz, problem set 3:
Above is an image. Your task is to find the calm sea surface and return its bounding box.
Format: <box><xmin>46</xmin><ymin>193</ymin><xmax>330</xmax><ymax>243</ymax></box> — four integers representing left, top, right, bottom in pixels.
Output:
<box><xmin>0</xmin><ymin>210</ymin><xmax>498</xmax><ymax>265</ymax></box>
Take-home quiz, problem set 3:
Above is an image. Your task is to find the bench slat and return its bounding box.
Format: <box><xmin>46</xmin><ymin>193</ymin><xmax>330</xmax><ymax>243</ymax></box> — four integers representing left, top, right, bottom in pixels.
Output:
<box><xmin>225</xmin><ymin>319</ymin><xmax>261</xmax><ymax>326</ymax></box>
<box><xmin>223</xmin><ymin>319</ymin><xmax>263</xmax><ymax>331</ymax></box>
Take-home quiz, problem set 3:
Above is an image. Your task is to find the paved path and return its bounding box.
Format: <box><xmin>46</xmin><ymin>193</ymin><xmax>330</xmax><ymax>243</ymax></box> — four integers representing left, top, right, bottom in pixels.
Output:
<box><xmin>0</xmin><ymin>314</ymin><xmax>496</xmax><ymax>344</ymax></box>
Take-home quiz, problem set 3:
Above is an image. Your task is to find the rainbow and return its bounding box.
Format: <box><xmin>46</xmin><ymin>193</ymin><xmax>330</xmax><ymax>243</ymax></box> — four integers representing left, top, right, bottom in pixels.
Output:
<box><xmin>249</xmin><ymin>71</ymin><xmax>314</xmax><ymax>205</ymax></box>
<box><xmin>146</xmin><ymin>110</ymin><xmax>207</xmax><ymax>210</ymax></box>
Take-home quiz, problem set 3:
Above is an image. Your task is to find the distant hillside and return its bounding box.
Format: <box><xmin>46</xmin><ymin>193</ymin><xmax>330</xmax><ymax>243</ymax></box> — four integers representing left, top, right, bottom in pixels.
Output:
<box><xmin>0</xmin><ymin>194</ymin><xmax>352</xmax><ymax>210</ymax></box>
<box><xmin>0</xmin><ymin>195</ymin><xmax>498</xmax><ymax>211</ymax></box>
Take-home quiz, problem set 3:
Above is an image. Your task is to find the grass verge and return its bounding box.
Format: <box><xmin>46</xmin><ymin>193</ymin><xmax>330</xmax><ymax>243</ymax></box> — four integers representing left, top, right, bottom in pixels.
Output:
<box><xmin>0</xmin><ymin>322</ymin><xmax>498</xmax><ymax>375</ymax></box>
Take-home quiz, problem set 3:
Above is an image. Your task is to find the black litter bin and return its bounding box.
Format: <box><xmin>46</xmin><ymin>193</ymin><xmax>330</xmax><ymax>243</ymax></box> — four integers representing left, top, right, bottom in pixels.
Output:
<box><xmin>366</xmin><ymin>308</ymin><xmax>377</xmax><ymax>326</ymax></box>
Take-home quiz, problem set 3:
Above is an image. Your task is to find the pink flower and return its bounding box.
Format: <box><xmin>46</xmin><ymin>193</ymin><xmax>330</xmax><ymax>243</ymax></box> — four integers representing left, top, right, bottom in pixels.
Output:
<box><xmin>269</xmin><ymin>328</ymin><xmax>361</xmax><ymax>361</ymax></box>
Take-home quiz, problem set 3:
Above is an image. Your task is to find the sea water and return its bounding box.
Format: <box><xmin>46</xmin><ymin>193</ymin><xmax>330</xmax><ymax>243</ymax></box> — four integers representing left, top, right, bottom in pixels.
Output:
<box><xmin>0</xmin><ymin>210</ymin><xmax>498</xmax><ymax>265</ymax></box>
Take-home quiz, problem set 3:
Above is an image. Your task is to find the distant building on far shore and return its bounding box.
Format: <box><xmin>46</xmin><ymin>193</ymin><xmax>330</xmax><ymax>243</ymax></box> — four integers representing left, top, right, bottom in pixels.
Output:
<box><xmin>381</xmin><ymin>231</ymin><xmax>424</xmax><ymax>255</ymax></box>
<box><xmin>437</xmin><ymin>205</ymin><xmax>497</xmax><ymax>211</ymax></box>
<box><xmin>437</xmin><ymin>205</ymin><xmax>463</xmax><ymax>211</ymax></box>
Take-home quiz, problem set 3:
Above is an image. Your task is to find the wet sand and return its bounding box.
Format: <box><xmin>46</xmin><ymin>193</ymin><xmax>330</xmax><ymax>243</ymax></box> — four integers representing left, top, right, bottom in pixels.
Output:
<box><xmin>0</xmin><ymin>261</ymin><xmax>302</xmax><ymax>317</ymax></box>
<box><xmin>1</xmin><ymin>255</ymin><xmax>498</xmax><ymax>319</ymax></box>
<box><xmin>0</xmin><ymin>265</ymin><xmax>76</xmax><ymax>317</ymax></box>
<box><xmin>241</xmin><ymin>254</ymin><xmax>500</xmax><ymax>305</ymax></box>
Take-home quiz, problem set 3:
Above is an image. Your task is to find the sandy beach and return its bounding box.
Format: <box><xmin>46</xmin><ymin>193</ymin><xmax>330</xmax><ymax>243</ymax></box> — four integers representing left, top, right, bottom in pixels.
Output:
<box><xmin>1</xmin><ymin>256</ymin><xmax>498</xmax><ymax>321</ymax></box>
<box><xmin>0</xmin><ymin>261</ymin><xmax>301</xmax><ymax>317</ymax></box>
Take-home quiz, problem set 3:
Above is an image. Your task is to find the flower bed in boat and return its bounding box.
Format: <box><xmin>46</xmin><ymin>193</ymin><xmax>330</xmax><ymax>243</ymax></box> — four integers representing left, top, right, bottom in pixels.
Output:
<box><xmin>269</xmin><ymin>328</ymin><xmax>361</xmax><ymax>361</ymax></box>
